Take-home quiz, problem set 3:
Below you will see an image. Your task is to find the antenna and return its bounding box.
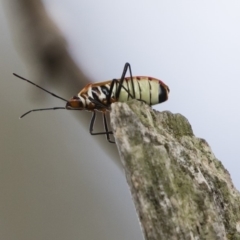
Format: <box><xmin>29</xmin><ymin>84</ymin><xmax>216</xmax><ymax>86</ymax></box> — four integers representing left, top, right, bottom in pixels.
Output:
<box><xmin>13</xmin><ymin>73</ymin><xmax>69</xmax><ymax>118</ymax></box>
<box><xmin>13</xmin><ymin>73</ymin><xmax>69</xmax><ymax>102</ymax></box>
<box><xmin>20</xmin><ymin>107</ymin><xmax>66</xmax><ymax>118</ymax></box>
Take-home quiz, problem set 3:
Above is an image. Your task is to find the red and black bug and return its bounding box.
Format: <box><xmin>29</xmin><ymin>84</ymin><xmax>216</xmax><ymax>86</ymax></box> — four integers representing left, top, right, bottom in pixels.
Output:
<box><xmin>14</xmin><ymin>63</ymin><xmax>170</xmax><ymax>143</ymax></box>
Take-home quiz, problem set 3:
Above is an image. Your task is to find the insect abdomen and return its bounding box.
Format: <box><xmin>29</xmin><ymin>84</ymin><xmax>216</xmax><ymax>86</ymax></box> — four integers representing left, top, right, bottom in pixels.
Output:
<box><xmin>118</xmin><ymin>77</ymin><xmax>167</xmax><ymax>105</ymax></box>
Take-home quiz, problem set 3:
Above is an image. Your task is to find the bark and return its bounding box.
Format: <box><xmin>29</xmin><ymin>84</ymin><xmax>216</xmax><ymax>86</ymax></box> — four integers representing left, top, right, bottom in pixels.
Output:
<box><xmin>110</xmin><ymin>100</ymin><xmax>240</xmax><ymax>240</ymax></box>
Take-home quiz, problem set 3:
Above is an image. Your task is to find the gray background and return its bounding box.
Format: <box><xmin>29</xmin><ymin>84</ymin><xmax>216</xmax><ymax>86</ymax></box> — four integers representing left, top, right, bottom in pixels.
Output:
<box><xmin>1</xmin><ymin>1</ymin><xmax>240</xmax><ymax>239</ymax></box>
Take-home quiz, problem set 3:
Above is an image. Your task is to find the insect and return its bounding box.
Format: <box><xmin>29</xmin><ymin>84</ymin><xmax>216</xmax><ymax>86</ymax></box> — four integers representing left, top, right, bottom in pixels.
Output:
<box><xmin>14</xmin><ymin>63</ymin><xmax>170</xmax><ymax>143</ymax></box>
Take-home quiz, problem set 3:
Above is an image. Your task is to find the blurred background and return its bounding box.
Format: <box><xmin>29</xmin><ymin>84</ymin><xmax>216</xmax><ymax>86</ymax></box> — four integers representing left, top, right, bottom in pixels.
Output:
<box><xmin>1</xmin><ymin>0</ymin><xmax>240</xmax><ymax>239</ymax></box>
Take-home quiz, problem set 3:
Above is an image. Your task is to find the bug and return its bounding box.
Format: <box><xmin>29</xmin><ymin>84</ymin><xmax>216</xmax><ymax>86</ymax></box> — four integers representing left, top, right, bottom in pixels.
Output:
<box><xmin>14</xmin><ymin>63</ymin><xmax>170</xmax><ymax>143</ymax></box>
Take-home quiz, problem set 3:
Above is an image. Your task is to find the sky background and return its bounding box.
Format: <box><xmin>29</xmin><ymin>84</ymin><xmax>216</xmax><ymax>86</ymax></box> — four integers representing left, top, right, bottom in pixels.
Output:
<box><xmin>1</xmin><ymin>1</ymin><xmax>240</xmax><ymax>240</ymax></box>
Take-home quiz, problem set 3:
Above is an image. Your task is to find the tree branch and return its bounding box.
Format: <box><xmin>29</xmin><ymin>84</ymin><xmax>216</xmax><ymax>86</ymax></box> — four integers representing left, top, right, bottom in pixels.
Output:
<box><xmin>111</xmin><ymin>100</ymin><xmax>240</xmax><ymax>240</ymax></box>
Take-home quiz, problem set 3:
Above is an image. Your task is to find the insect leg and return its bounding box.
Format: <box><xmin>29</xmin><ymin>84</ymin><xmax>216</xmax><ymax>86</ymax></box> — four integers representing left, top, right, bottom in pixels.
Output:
<box><xmin>102</xmin><ymin>113</ymin><xmax>115</xmax><ymax>143</ymax></box>
<box><xmin>89</xmin><ymin>111</ymin><xmax>113</xmax><ymax>136</ymax></box>
<box><xmin>106</xmin><ymin>79</ymin><xmax>132</xmax><ymax>104</ymax></box>
<box><xmin>107</xmin><ymin>63</ymin><xmax>136</xmax><ymax>105</ymax></box>
<box><xmin>107</xmin><ymin>79</ymin><xmax>118</xmax><ymax>104</ymax></box>
<box><xmin>116</xmin><ymin>62</ymin><xmax>135</xmax><ymax>99</ymax></box>
<box><xmin>88</xmin><ymin>97</ymin><xmax>115</xmax><ymax>142</ymax></box>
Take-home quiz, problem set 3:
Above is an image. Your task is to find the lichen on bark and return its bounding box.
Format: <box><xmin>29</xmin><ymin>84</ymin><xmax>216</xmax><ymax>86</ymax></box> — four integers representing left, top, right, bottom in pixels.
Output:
<box><xmin>110</xmin><ymin>100</ymin><xmax>240</xmax><ymax>240</ymax></box>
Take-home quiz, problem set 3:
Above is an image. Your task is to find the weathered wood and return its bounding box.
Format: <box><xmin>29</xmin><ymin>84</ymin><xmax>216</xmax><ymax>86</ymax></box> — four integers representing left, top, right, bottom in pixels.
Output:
<box><xmin>110</xmin><ymin>100</ymin><xmax>240</xmax><ymax>240</ymax></box>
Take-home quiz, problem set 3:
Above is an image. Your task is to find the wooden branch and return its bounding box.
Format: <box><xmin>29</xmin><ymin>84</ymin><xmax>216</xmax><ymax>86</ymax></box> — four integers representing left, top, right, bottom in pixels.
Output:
<box><xmin>110</xmin><ymin>100</ymin><xmax>240</xmax><ymax>240</ymax></box>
